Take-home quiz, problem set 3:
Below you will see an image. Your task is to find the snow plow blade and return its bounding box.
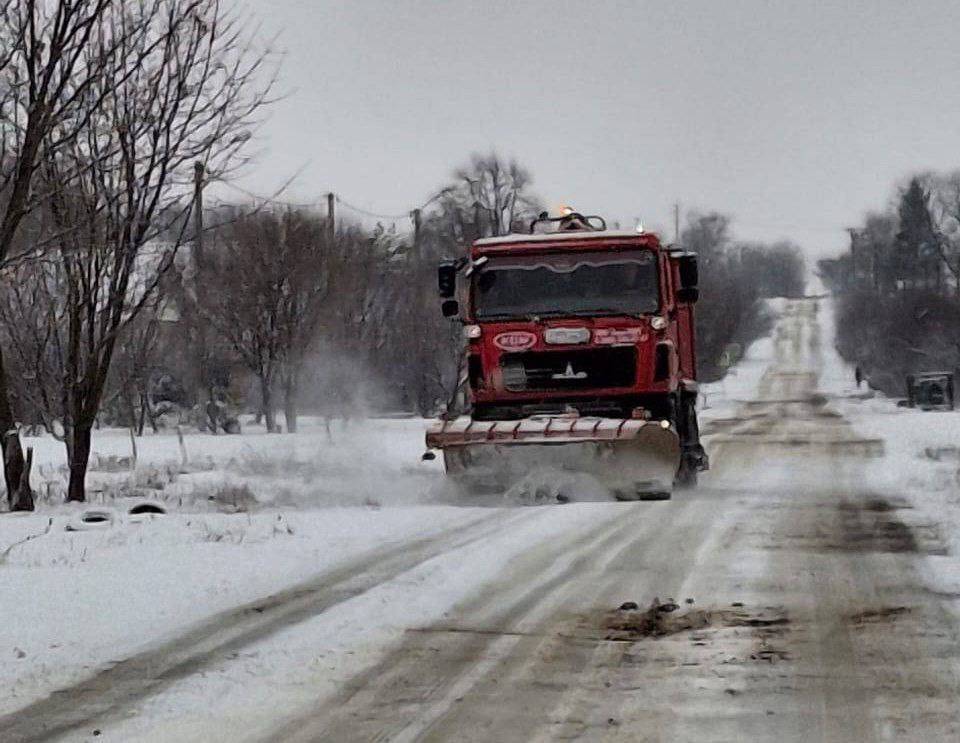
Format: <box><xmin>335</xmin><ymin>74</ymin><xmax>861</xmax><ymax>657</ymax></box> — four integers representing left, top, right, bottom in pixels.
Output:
<box><xmin>426</xmin><ymin>416</ymin><xmax>681</xmax><ymax>498</ymax></box>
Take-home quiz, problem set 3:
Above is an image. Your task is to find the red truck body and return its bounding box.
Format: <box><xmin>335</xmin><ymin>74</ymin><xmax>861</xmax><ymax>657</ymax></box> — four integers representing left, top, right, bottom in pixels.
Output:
<box><xmin>427</xmin><ymin>215</ymin><xmax>707</xmax><ymax>498</ymax></box>
<box><xmin>461</xmin><ymin>230</ymin><xmax>699</xmax><ymax>422</ymax></box>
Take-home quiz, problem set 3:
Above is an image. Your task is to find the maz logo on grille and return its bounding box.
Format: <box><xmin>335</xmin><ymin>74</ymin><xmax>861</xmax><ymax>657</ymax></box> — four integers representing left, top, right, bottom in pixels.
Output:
<box><xmin>494</xmin><ymin>331</ymin><xmax>537</xmax><ymax>351</ymax></box>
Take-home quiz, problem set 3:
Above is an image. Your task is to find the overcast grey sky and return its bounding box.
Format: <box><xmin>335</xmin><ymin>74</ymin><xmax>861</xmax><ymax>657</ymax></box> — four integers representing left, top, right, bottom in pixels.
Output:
<box><xmin>232</xmin><ymin>0</ymin><xmax>960</xmax><ymax>258</ymax></box>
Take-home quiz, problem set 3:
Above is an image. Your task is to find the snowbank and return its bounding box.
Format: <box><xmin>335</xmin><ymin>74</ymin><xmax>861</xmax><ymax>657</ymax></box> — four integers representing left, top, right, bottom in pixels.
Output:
<box><xmin>697</xmin><ymin>298</ymin><xmax>786</xmax><ymax>427</ymax></box>
<box><xmin>0</xmin><ymin>505</ymin><xmax>496</xmax><ymax>717</ymax></box>
<box><xmin>0</xmin><ymin>416</ymin><xmax>456</xmax><ymax>716</ymax></box>
<box><xmin>18</xmin><ymin>417</ymin><xmax>444</xmax><ymax>511</ymax></box>
<box><xmin>18</xmin><ymin>293</ymin><xmax>960</xmax><ymax>732</ymax></box>
<box><xmin>84</xmin><ymin>504</ymin><xmax>627</xmax><ymax>742</ymax></box>
<box><xmin>816</xmin><ymin>296</ymin><xmax>960</xmax><ymax>599</ymax></box>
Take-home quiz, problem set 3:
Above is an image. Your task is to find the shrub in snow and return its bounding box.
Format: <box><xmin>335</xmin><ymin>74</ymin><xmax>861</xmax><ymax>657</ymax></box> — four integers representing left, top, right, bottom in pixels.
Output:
<box><xmin>204</xmin><ymin>482</ymin><xmax>258</xmax><ymax>513</ymax></box>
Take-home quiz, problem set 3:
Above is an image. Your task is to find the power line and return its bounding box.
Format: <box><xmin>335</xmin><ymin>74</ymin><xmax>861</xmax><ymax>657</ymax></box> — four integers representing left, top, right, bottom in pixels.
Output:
<box><xmin>335</xmin><ymin>187</ymin><xmax>455</xmax><ymax>221</ymax></box>
<box><xmin>214</xmin><ymin>181</ymin><xmax>416</xmax><ymax>221</ymax></box>
<box><xmin>214</xmin><ymin>180</ymin><xmax>456</xmax><ymax>223</ymax></box>
<box><xmin>732</xmin><ymin>220</ymin><xmax>848</xmax><ymax>235</ymax></box>
<box><xmin>334</xmin><ymin>195</ymin><xmax>412</xmax><ymax>221</ymax></box>
<box><xmin>215</xmin><ymin>186</ymin><xmax>847</xmax><ymax>239</ymax></box>
<box><xmin>214</xmin><ymin>181</ymin><xmax>319</xmax><ymax>209</ymax></box>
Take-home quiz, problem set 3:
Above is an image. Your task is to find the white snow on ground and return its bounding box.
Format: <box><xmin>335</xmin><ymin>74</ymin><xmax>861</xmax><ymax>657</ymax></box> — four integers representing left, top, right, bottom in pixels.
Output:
<box><xmin>697</xmin><ymin>297</ymin><xmax>786</xmax><ymax>427</ymax></box>
<box><xmin>22</xmin><ymin>417</ymin><xmax>446</xmax><ymax>509</ymax></box>
<box><xmin>0</xmin><ymin>316</ymin><xmax>783</xmax><ymax>729</ymax></box>
<box><xmin>817</xmin><ymin>295</ymin><xmax>960</xmax><ymax>592</ymax></box>
<box><xmin>0</xmin><ymin>417</ymin><xmax>453</xmax><ymax>717</ymax></box>
<box><xmin>7</xmin><ymin>293</ymin><xmax>960</xmax><ymax>738</ymax></box>
<box><xmin>83</xmin><ymin>298</ymin><xmax>848</xmax><ymax>742</ymax></box>
<box><xmin>702</xmin><ymin>292</ymin><xmax>960</xmax><ymax>603</ymax></box>
<box><xmin>0</xmin><ymin>503</ymin><xmax>493</xmax><ymax>718</ymax></box>
<box><xmin>89</xmin><ymin>504</ymin><xmax>628</xmax><ymax>742</ymax></box>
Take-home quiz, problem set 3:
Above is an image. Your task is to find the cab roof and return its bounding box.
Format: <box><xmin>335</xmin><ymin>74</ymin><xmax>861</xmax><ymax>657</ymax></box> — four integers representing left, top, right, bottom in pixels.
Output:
<box><xmin>471</xmin><ymin>230</ymin><xmax>665</xmax><ymax>258</ymax></box>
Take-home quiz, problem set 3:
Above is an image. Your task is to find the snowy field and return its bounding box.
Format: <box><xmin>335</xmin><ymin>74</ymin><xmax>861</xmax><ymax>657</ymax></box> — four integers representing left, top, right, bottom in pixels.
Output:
<box><xmin>19</xmin><ymin>416</ymin><xmax>445</xmax><ymax>510</ymax></box>
<box><xmin>817</xmin><ymin>297</ymin><xmax>960</xmax><ymax>597</ymax></box>
<box><xmin>0</xmin><ymin>417</ymin><xmax>473</xmax><ymax>717</ymax></box>
<box><xmin>4</xmin><ymin>296</ymin><xmax>960</xmax><ymax>734</ymax></box>
<box><xmin>0</xmin><ymin>339</ymin><xmax>780</xmax><ymax>724</ymax></box>
<box><xmin>0</xmin><ymin>412</ymin><xmax>685</xmax><ymax>721</ymax></box>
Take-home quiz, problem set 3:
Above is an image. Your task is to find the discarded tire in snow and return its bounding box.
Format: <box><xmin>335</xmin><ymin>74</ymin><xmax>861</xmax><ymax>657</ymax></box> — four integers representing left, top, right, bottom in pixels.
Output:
<box><xmin>128</xmin><ymin>502</ymin><xmax>167</xmax><ymax>516</ymax></box>
<box><xmin>65</xmin><ymin>510</ymin><xmax>115</xmax><ymax>531</ymax></box>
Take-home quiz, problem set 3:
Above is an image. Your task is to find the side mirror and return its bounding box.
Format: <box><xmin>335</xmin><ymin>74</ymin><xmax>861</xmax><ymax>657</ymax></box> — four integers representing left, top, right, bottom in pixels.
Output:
<box><xmin>677</xmin><ymin>287</ymin><xmax>699</xmax><ymax>303</ymax></box>
<box><xmin>678</xmin><ymin>253</ymin><xmax>698</xmax><ymax>290</ymax></box>
<box><xmin>677</xmin><ymin>253</ymin><xmax>698</xmax><ymax>303</ymax></box>
<box><xmin>442</xmin><ymin>299</ymin><xmax>460</xmax><ymax>318</ymax></box>
<box><xmin>438</xmin><ymin>261</ymin><xmax>457</xmax><ymax>298</ymax></box>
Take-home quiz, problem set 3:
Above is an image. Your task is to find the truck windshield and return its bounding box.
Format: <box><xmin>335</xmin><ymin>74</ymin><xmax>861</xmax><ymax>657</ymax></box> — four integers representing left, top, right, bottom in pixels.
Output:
<box><xmin>473</xmin><ymin>250</ymin><xmax>659</xmax><ymax>319</ymax></box>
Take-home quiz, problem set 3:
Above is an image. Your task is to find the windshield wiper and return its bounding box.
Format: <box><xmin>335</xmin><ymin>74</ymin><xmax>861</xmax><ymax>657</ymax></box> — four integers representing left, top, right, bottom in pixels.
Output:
<box><xmin>478</xmin><ymin>309</ymin><xmax>649</xmax><ymax>321</ymax></box>
<box><xmin>581</xmin><ymin>309</ymin><xmax>647</xmax><ymax>318</ymax></box>
<box><xmin>532</xmin><ymin>308</ymin><xmax>646</xmax><ymax>319</ymax></box>
<box><xmin>476</xmin><ymin>312</ymin><xmax>542</xmax><ymax>321</ymax></box>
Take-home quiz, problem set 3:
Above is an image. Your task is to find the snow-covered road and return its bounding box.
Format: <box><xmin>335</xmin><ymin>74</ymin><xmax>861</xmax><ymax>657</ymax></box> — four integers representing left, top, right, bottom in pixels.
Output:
<box><xmin>4</xmin><ymin>297</ymin><xmax>960</xmax><ymax>742</ymax></box>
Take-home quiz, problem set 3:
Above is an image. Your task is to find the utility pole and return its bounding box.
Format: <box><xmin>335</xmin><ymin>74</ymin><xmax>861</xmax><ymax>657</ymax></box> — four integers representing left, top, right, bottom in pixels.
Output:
<box><xmin>193</xmin><ymin>162</ymin><xmax>205</xmax><ymax>272</ymax></box>
<box><xmin>326</xmin><ymin>192</ymin><xmax>335</xmax><ymax>243</ymax></box>
<box><xmin>674</xmin><ymin>201</ymin><xmax>680</xmax><ymax>245</ymax></box>
<box><xmin>192</xmin><ymin>161</ymin><xmax>211</xmax><ymax>413</ymax></box>
<box><xmin>411</xmin><ymin>208</ymin><xmax>422</xmax><ymax>260</ymax></box>
<box><xmin>473</xmin><ymin>200</ymin><xmax>483</xmax><ymax>240</ymax></box>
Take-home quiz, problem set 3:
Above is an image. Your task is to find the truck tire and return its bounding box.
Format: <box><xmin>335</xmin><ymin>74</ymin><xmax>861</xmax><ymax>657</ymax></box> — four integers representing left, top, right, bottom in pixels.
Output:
<box><xmin>675</xmin><ymin>455</ymin><xmax>698</xmax><ymax>488</ymax></box>
<box><xmin>616</xmin><ymin>487</ymin><xmax>672</xmax><ymax>501</ymax></box>
<box><xmin>675</xmin><ymin>392</ymin><xmax>705</xmax><ymax>489</ymax></box>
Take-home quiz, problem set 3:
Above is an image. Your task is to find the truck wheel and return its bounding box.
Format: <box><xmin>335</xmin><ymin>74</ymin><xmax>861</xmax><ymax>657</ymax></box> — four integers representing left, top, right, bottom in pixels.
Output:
<box><xmin>675</xmin><ymin>391</ymin><xmax>705</xmax><ymax>489</ymax></box>
<box><xmin>616</xmin><ymin>486</ymin><xmax>672</xmax><ymax>501</ymax></box>
<box><xmin>675</xmin><ymin>456</ymin><xmax>698</xmax><ymax>489</ymax></box>
<box><xmin>637</xmin><ymin>489</ymin><xmax>672</xmax><ymax>501</ymax></box>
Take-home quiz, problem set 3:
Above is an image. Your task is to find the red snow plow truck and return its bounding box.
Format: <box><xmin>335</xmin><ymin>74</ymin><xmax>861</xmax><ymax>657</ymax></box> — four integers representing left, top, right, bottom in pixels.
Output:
<box><xmin>425</xmin><ymin>211</ymin><xmax>708</xmax><ymax>500</ymax></box>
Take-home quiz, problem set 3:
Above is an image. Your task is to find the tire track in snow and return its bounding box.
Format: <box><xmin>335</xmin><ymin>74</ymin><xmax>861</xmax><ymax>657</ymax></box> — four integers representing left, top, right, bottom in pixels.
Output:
<box><xmin>270</xmin><ymin>506</ymin><xmax>648</xmax><ymax>742</ymax></box>
<box><xmin>0</xmin><ymin>510</ymin><xmax>533</xmax><ymax>743</ymax></box>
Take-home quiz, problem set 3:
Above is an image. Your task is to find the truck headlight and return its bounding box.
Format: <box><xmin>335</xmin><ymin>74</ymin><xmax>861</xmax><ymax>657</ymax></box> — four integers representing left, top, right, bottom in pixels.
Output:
<box><xmin>463</xmin><ymin>324</ymin><xmax>482</xmax><ymax>340</ymax></box>
<box><xmin>650</xmin><ymin>316</ymin><xmax>668</xmax><ymax>331</ymax></box>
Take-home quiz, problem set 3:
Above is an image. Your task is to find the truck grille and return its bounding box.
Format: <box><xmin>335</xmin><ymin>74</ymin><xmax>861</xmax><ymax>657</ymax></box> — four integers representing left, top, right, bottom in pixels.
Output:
<box><xmin>500</xmin><ymin>348</ymin><xmax>636</xmax><ymax>392</ymax></box>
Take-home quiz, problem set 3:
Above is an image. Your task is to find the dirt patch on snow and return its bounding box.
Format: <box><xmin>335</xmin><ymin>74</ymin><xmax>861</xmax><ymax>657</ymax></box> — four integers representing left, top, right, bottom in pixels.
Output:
<box><xmin>847</xmin><ymin>606</ymin><xmax>912</xmax><ymax>625</ymax></box>
<box><xmin>837</xmin><ymin>497</ymin><xmax>912</xmax><ymax>513</ymax></box>
<box><xmin>768</xmin><ymin>497</ymin><xmax>946</xmax><ymax>556</ymax></box>
<box><xmin>602</xmin><ymin>600</ymin><xmax>790</xmax><ymax>642</ymax></box>
<box><xmin>833</xmin><ymin>499</ymin><xmax>946</xmax><ymax>555</ymax></box>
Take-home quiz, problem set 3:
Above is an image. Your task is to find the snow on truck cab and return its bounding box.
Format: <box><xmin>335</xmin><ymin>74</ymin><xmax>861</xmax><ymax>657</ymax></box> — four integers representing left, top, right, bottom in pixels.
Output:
<box><xmin>426</xmin><ymin>211</ymin><xmax>709</xmax><ymax>500</ymax></box>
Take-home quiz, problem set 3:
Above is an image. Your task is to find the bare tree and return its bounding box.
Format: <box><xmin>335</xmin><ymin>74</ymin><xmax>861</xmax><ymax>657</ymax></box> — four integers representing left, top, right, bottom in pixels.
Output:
<box><xmin>0</xmin><ymin>0</ymin><xmax>126</xmax><ymax>508</ymax></box>
<box><xmin>358</xmin><ymin>154</ymin><xmax>541</xmax><ymax>416</ymax></box>
<box><xmin>681</xmin><ymin>211</ymin><xmax>804</xmax><ymax>380</ymax></box>
<box><xmin>859</xmin><ymin>211</ymin><xmax>898</xmax><ymax>291</ymax></box>
<box><xmin>0</xmin><ymin>249</ymin><xmax>65</xmax><ymax>438</ymax></box>
<box><xmin>451</xmin><ymin>152</ymin><xmax>537</xmax><ymax>238</ymax></box>
<box><xmin>0</xmin><ymin>0</ymin><xmax>276</xmax><ymax>502</ymax></box>
<box><xmin>349</xmin><ymin>222</ymin><xmax>452</xmax><ymax>416</ymax></box>
<box><xmin>103</xmin><ymin>308</ymin><xmax>165</xmax><ymax>435</ymax></box>
<box><xmin>828</xmin><ymin>171</ymin><xmax>960</xmax><ymax>392</ymax></box>
<box><xmin>204</xmin><ymin>207</ymin><xmax>346</xmax><ymax>433</ymax></box>
<box><xmin>926</xmin><ymin>171</ymin><xmax>960</xmax><ymax>293</ymax></box>
<box><xmin>735</xmin><ymin>240</ymin><xmax>805</xmax><ymax>298</ymax></box>
<box><xmin>680</xmin><ymin>211</ymin><xmax>730</xmax><ymax>271</ymax></box>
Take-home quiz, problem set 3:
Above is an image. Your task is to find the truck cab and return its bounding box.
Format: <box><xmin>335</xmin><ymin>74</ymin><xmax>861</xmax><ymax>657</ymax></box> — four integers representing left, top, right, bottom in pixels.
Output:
<box><xmin>433</xmin><ymin>212</ymin><xmax>707</xmax><ymax>492</ymax></box>
<box><xmin>441</xmin><ymin>215</ymin><xmax>700</xmax><ymax>410</ymax></box>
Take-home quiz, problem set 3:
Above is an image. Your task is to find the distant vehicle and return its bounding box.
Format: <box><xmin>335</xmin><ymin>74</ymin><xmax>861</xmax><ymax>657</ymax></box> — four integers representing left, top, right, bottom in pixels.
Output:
<box><xmin>906</xmin><ymin>372</ymin><xmax>955</xmax><ymax>411</ymax></box>
<box><xmin>424</xmin><ymin>210</ymin><xmax>708</xmax><ymax>500</ymax></box>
